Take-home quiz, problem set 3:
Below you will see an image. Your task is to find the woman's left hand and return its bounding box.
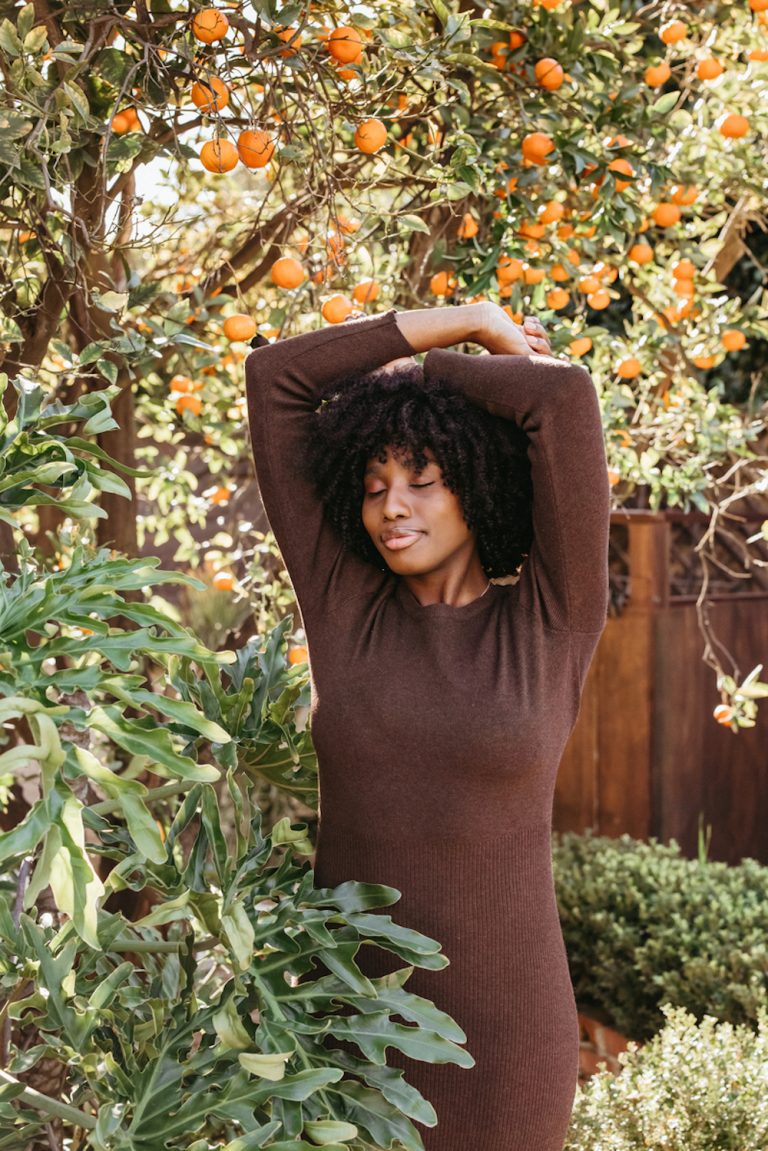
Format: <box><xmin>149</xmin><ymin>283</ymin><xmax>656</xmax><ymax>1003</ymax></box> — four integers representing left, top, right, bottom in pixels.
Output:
<box><xmin>476</xmin><ymin>302</ymin><xmax>552</xmax><ymax>357</ymax></box>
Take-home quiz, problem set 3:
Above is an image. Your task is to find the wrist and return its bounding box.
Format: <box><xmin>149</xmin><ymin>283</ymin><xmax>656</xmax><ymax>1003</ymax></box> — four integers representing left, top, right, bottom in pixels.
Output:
<box><xmin>394</xmin><ymin>302</ymin><xmax>488</xmax><ymax>354</ymax></box>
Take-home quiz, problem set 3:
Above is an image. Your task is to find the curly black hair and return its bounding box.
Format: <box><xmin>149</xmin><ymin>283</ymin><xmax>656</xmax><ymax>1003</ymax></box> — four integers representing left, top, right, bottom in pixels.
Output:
<box><xmin>304</xmin><ymin>361</ymin><xmax>534</xmax><ymax>579</ymax></box>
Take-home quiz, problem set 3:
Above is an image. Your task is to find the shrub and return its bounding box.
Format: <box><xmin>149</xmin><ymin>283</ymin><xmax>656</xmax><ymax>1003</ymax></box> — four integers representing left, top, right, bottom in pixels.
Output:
<box><xmin>553</xmin><ymin>830</ymin><xmax>768</xmax><ymax>1039</ymax></box>
<box><xmin>565</xmin><ymin>1003</ymin><xmax>768</xmax><ymax>1150</ymax></box>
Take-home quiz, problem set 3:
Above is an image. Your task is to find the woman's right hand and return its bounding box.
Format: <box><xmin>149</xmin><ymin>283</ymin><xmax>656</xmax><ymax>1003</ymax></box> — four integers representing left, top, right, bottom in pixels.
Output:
<box><xmin>476</xmin><ymin>301</ymin><xmax>552</xmax><ymax>357</ymax></box>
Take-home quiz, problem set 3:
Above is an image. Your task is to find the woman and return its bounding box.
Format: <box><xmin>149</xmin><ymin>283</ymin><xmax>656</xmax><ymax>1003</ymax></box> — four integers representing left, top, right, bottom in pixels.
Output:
<box><xmin>244</xmin><ymin>301</ymin><xmax>610</xmax><ymax>1151</ymax></box>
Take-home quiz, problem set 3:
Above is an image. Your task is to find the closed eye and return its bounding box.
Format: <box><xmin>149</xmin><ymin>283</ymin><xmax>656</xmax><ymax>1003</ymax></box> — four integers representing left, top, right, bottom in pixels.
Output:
<box><xmin>365</xmin><ymin>482</ymin><xmax>435</xmax><ymax>497</ymax></box>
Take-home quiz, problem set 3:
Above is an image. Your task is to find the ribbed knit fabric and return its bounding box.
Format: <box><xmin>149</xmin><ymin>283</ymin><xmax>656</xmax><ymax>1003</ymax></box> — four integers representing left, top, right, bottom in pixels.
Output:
<box><xmin>244</xmin><ymin>310</ymin><xmax>610</xmax><ymax>1150</ymax></box>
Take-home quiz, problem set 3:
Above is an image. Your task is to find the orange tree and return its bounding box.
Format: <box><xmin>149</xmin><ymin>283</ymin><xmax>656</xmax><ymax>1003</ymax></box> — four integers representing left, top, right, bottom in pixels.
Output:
<box><xmin>3</xmin><ymin>0</ymin><xmax>768</xmax><ymax>725</ymax></box>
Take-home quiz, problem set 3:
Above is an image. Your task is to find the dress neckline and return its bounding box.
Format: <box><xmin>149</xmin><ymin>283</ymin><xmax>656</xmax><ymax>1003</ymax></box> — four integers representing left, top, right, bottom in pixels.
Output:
<box><xmin>395</xmin><ymin>578</ymin><xmax>501</xmax><ymax>620</ymax></box>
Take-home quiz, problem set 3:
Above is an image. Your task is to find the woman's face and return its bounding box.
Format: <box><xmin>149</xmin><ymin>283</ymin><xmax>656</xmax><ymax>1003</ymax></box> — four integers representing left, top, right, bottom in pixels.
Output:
<box><xmin>361</xmin><ymin>445</ymin><xmax>478</xmax><ymax>573</ymax></box>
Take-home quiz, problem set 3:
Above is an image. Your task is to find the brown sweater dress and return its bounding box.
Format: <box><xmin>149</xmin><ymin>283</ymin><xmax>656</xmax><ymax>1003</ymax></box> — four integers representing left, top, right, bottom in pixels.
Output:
<box><xmin>244</xmin><ymin>309</ymin><xmax>610</xmax><ymax>1151</ymax></box>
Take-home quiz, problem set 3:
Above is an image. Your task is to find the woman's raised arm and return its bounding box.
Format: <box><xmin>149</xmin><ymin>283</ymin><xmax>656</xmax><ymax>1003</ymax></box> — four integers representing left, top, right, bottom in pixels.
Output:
<box><xmin>421</xmin><ymin>304</ymin><xmax>610</xmax><ymax>635</ymax></box>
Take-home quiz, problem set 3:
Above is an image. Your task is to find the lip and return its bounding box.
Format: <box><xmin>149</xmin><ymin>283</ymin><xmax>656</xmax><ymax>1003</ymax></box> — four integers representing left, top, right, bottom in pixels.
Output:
<box><xmin>381</xmin><ymin>529</ymin><xmax>423</xmax><ymax>551</ymax></box>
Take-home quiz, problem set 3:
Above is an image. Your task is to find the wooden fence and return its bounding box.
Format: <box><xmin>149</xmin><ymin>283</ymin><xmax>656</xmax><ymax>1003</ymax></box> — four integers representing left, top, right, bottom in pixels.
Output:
<box><xmin>554</xmin><ymin>508</ymin><xmax>768</xmax><ymax>866</ymax></box>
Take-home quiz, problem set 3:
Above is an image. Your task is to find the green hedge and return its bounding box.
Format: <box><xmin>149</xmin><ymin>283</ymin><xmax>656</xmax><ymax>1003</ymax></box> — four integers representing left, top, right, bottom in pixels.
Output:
<box><xmin>565</xmin><ymin>1004</ymin><xmax>768</xmax><ymax>1150</ymax></box>
<box><xmin>553</xmin><ymin>830</ymin><xmax>768</xmax><ymax>1040</ymax></box>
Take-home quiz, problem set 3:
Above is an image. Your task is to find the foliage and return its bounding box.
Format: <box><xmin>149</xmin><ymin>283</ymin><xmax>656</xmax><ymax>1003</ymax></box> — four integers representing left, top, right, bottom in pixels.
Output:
<box><xmin>564</xmin><ymin>1003</ymin><xmax>768</xmax><ymax>1150</ymax></box>
<box><xmin>0</xmin><ymin>383</ymin><xmax>473</xmax><ymax>1148</ymax></box>
<box><xmin>553</xmin><ymin>829</ymin><xmax>768</xmax><ymax>1040</ymax></box>
<box><xmin>0</xmin><ymin>0</ymin><xmax>767</xmax><ymax>712</ymax></box>
<box><xmin>0</xmin><ymin>809</ymin><xmax>472</xmax><ymax>1150</ymax></box>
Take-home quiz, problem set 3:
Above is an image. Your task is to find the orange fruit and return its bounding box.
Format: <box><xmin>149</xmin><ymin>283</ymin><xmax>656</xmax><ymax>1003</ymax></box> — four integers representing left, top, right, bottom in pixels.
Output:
<box><xmin>521</xmin><ymin>131</ymin><xmax>555</xmax><ymax>165</ymax></box>
<box><xmin>692</xmin><ymin>354</ymin><xmax>716</xmax><ymax>369</ymax></box>
<box><xmin>749</xmin><ymin>0</ymin><xmax>768</xmax><ymax>8</ymax></box>
<box><xmin>653</xmin><ymin>202</ymin><xmax>681</xmax><ymax>227</ymax></box>
<box><xmin>617</xmin><ymin>356</ymin><xmax>641</xmax><ymax>378</ymax></box>
<box><xmin>237</xmin><ymin>129</ymin><xmax>275</xmax><ymax>168</ymax></box>
<box><xmin>569</xmin><ymin>336</ymin><xmax>592</xmax><ymax>356</ymax></box>
<box><xmin>176</xmin><ymin>394</ymin><xmax>202</xmax><ymax>416</ymax></box>
<box><xmin>534</xmin><ymin>57</ymin><xmax>564</xmax><ymax>90</ymax></box>
<box><xmin>557</xmin><ymin>222</ymin><xmax>575</xmax><ymax>240</ymax></box>
<box><xmin>721</xmin><ymin>329</ymin><xmax>746</xmax><ymax>351</ymax></box>
<box><xmin>354</xmin><ymin>118</ymin><xmax>387</xmax><ymax>153</ymax></box>
<box><xmin>748</xmin><ymin>48</ymin><xmax>768</xmax><ymax>61</ymax></box>
<box><xmin>670</xmin><ymin>184</ymin><xmax>697</xmax><ymax>205</ymax></box>
<box><xmin>321</xmin><ymin>295</ymin><xmax>355</xmax><ymax>323</ymax></box>
<box><xmin>628</xmin><ymin>242</ymin><xmax>654</xmax><ymax>264</ymax></box>
<box><xmin>211</xmin><ymin>486</ymin><xmax>231</xmax><ymax>505</ymax></box>
<box><xmin>458</xmin><ymin>212</ymin><xmax>479</xmax><ymax>239</ymax></box>
<box><xmin>191</xmin><ymin>8</ymin><xmax>229</xmax><ymax>43</ymax></box>
<box><xmin>213</xmin><ymin>571</ymin><xmax>235</xmax><ymax>591</ymax></box>
<box><xmin>550</xmin><ymin>263</ymin><xmax>571</xmax><ymax>282</ymax></box>
<box><xmin>496</xmin><ymin>256</ymin><xmax>524</xmax><ymax>284</ymax></box>
<box><xmin>587</xmin><ymin>288</ymin><xmax>611</xmax><ymax>309</ymax></box>
<box><xmin>538</xmin><ymin>200</ymin><xmax>565</xmax><ymax>224</ymax></box>
<box><xmin>429</xmin><ymin>270</ymin><xmax>457</xmax><ymax>296</ymax></box>
<box><xmin>671</xmin><ymin>258</ymin><xmax>696</xmax><ymax>279</ymax></box>
<box><xmin>645</xmin><ymin>60</ymin><xmax>671</xmax><ymax>86</ymax></box>
<box><xmin>522</xmin><ymin>264</ymin><xmax>545</xmax><ymax>285</ymax></box>
<box><xmin>509</xmin><ymin>30</ymin><xmax>526</xmax><ymax>49</ymax></box>
<box><xmin>170</xmin><ymin>374</ymin><xmax>193</xmax><ymax>393</ymax></box>
<box><xmin>271</xmin><ymin>256</ymin><xmax>305</xmax><ymax>288</ymax></box>
<box><xmin>716</xmin><ymin>112</ymin><xmax>749</xmax><ymax>138</ymax></box>
<box><xmin>518</xmin><ymin>220</ymin><xmax>546</xmax><ymax>240</ymax></box>
<box><xmin>673</xmin><ymin>277</ymin><xmax>695</xmax><ymax>298</ymax></box>
<box><xmin>111</xmin><ymin>111</ymin><xmax>131</xmax><ymax>134</ymax></box>
<box><xmin>288</xmin><ymin>645</ymin><xmax>309</xmax><ymax>665</ymax></box>
<box><xmin>546</xmin><ymin>287</ymin><xmax>570</xmax><ymax>309</ymax></box>
<box><xmin>223</xmin><ymin>314</ymin><xmax>257</xmax><ymax>341</ymax></box>
<box><xmin>607</xmin><ymin>469</ymin><xmax>621</xmax><ymax>486</ymax></box>
<box><xmin>327</xmin><ymin>25</ymin><xmax>364</xmax><ymax>62</ymax></box>
<box><xmin>191</xmin><ymin>76</ymin><xmax>230</xmax><ymax>113</ymax></box>
<box><xmin>578</xmin><ymin>275</ymin><xmax>601</xmax><ymax>294</ymax></box>
<box><xmin>607</xmin><ymin>157</ymin><xmax>634</xmax><ymax>191</ymax></box>
<box><xmin>200</xmin><ymin>138</ymin><xmax>239</xmax><ymax>173</ymax></box>
<box><xmin>713</xmin><ymin>703</ymin><xmax>733</xmax><ymax>725</ymax></box>
<box><xmin>352</xmin><ymin>279</ymin><xmax>380</xmax><ymax>304</ymax></box>
<box><xmin>502</xmin><ymin>307</ymin><xmax>524</xmax><ymax>322</ymax></box>
<box><xmin>697</xmin><ymin>57</ymin><xmax>723</xmax><ymax>80</ymax></box>
<box><xmin>659</xmin><ymin>19</ymin><xmax>687</xmax><ymax>44</ymax></box>
<box><xmin>275</xmin><ymin>26</ymin><xmax>302</xmax><ymax>55</ymax></box>
<box><xmin>336</xmin><ymin>214</ymin><xmax>360</xmax><ymax>234</ymax></box>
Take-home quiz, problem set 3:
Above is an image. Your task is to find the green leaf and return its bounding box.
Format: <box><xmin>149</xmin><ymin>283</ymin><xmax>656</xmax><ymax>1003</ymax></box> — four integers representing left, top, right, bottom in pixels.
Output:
<box><xmin>23</xmin><ymin>26</ymin><xmax>48</xmax><ymax>53</ymax></box>
<box><xmin>238</xmin><ymin>1050</ymin><xmax>293</xmax><ymax>1080</ymax></box>
<box><xmin>221</xmin><ymin>900</ymin><xmax>255</xmax><ymax>971</ymax></box>
<box><xmin>649</xmin><ymin>91</ymin><xmax>679</xmax><ymax>117</ymax></box>
<box><xmin>304</xmin><ymin>1120</ymin><xmax>358</xmax><ymax>1144</ymax></box>
<box><xmin>87</xmin><ymin>706</ymin><xmax>220</xmax><ymax>783</ymax></box>
<box><xmin>327</xmin><ymin>1011</ymin><xmax>474</xmax><ymax>1067</ymax></box>
<box><xmin>100</xmin><ymin>681</ymin><xmax>231</xmax><ymax>743</ymax></box>
<box><xmin>96</xmin><ymin>358</ymin><xmax>118</xmax><ymax>385</ymax></box>
<box><xmin>397</xmin><ymin>214</ymin><xmax>431</xmax><ymax>234</ymax></box>
<box><xmin>0</xmin><ymin>19</ymin><xmax>23</xmax><ymax>56</ymax></box>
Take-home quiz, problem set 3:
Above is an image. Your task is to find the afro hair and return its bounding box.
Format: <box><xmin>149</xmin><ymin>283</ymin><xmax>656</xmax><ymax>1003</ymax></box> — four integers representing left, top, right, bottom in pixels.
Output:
<box><xmin>303</xmin><ymin>360</ymin><xmax>534</xmax><ymax>579</ymax></box>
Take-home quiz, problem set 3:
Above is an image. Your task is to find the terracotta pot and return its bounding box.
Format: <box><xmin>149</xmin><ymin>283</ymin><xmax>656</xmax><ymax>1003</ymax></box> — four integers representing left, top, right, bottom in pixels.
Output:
<box><xmin>577</xmin><ymin>1009</ymin><xmax>636</xmax><ymax>1081</ymax></box>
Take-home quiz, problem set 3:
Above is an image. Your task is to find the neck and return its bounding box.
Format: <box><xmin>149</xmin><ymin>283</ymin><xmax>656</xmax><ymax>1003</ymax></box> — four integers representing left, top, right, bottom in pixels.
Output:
<box><xmin>402</xmin><ymin>566</ymin><xmax>490</xmax><ymax>609</ymax></box>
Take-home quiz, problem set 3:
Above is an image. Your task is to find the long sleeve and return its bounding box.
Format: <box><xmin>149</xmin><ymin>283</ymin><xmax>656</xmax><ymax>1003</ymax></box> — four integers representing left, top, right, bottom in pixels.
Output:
<box><xmin>423</xmin><ymin>348</ymin><xmax>610</xmax><ymax>634</ymax></box>
<box><xmin>244</xmin><ymin>309</ymin><xmax>417</xmax><ymax>623</ymax></box>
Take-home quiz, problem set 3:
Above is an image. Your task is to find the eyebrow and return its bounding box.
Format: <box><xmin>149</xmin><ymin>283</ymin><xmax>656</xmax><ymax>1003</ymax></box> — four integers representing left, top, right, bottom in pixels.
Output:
<box><xmin>363</xmin><ymin>459</ymin><xmax>435</xmax><ymax>477</ymax></box>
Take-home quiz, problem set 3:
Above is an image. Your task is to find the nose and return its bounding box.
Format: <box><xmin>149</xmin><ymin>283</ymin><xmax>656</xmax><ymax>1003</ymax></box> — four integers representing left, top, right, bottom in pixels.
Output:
<box><xmin>381</xmin><ymin>482</ymin><xmax>413</xmax><ymax>520</ymax></box>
